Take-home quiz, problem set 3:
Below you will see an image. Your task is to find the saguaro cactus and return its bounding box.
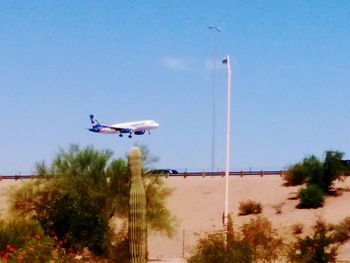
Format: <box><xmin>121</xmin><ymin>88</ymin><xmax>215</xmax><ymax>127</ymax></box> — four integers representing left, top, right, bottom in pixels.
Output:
<box><xmin>128</xmin><ymin>147</ymin><xmax>147</xmax><ymax>263</ymax></box>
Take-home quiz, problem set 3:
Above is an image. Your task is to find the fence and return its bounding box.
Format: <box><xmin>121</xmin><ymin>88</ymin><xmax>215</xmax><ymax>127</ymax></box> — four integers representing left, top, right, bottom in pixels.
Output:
<box><xmin>0</xmin><ymin>171</ymin><xmax>289</xmax><ymax>181</ymax></box>
<box><xmin>162</xmin><ymin>170</ymin><xmax>288</xmax><ymax>178</ymax></box>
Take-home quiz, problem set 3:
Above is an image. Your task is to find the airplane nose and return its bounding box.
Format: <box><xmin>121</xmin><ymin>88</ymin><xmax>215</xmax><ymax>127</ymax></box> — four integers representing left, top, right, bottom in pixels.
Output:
<box><xmin>154</xmin><ymin>122</ymin><xmax>160</xmax><ymax>128</ymax></box>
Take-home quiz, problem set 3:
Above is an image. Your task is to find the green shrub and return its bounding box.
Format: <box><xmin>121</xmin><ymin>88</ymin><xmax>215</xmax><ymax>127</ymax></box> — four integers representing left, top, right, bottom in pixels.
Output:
<box><xmin>319</xmin><ymin>151</ymin><xmax>347</xmax><ymax>193</ymax></box>
<box><xmin>285</xmin><ymin>164</ymin><xmax>308</xmax><ymax>186</ymax></box>
<box><xmin>298</xmin><ymin>184</ymin><xmax>324</xmax><ymax>209</ymax></box>
<box><xmin>285</xmin><ymin>151</ymin><xmax>347</xmax><ymax>193</ymax></box>
<box><xmin>38</xmin><ymin>193</ymin><xmax>108</xmax><ymax>255</ymax></box>
<box><xmin>288</xmin><ymin>218</ymin><xmax>338</xmax><ymax>263</ymax></box>
<box><xmin>285</xmin><ymin>155</ymin><xmax>323</xmax><ymax>186</ymax></box>
<box><xmin>0</xmin><ymin>218</ymin><xmax>44</xmax><ymax>251</ymax></box>
<box><xmin>238</xmin><ymin>200</ymin><xmax>262</xmax><ymax>216</ymax></box>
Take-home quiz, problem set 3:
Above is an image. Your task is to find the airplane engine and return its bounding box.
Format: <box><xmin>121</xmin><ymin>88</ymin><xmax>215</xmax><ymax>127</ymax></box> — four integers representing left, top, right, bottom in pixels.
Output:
<box><xmin>134</xmin><ymin>130</ymin><xmax>146</xmax><ymax>135</ymax></box>
<box><xmin>120</xmin><ymin>128</ymin><xmax>131</xmax><ymax>133</ymax></box>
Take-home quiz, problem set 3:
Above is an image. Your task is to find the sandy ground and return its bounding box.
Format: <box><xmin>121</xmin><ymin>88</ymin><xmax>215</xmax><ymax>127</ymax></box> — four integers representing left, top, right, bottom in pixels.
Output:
<box><xmin>1</xmin><ymin>176</ymin><xmax>350</xmax><ymax>262</ymax></box>
<box><xmin>147</xmin><ymin>175</ymin><xmax>350</xmax><ymax>262</ymax></box>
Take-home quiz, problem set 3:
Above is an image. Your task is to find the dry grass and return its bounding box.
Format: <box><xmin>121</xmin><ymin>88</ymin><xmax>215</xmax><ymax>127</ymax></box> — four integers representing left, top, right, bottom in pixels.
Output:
<box><xmin>238</xmin><ymin>199</ymin><xmax>262</xmax><ymax>216</ymax></box>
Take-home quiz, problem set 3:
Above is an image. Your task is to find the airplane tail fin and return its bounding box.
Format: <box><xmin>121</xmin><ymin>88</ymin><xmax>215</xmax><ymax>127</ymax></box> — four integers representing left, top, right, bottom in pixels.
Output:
<box><xmin>89</xmin><ymin>114</ymin><xmax>101</xmax><ymax>126</ymax></box>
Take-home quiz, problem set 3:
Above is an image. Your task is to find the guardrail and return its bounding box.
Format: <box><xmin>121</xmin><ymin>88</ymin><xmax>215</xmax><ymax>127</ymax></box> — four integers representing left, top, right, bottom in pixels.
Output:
<box><xmin>0</xmin><ymin>175</ymin><xmax>35</xmax><ymax>180</ymax></box>
<box><xmin>165</xmin><ymin>170</ymin><xmax>288</xmax><ymax>178</ymax></box>
<box><xmin>0</xmin><ymin>171</ymin><xmax>287</xmax><ymax>180</ymax></box>
<box><xmin>2</xmin><ymin>171</ymin><xmax>349</xmax><ymax>180</ymax></box>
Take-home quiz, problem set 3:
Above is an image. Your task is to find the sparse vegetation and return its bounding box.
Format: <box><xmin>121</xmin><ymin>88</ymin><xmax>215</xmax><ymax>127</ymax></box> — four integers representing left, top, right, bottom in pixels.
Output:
<box><xmin>2</xmin><ymin>146</ymin><xmax>350</xmax><ymax>261</ymax></box>
<box><xmin>188</xmin><ymin>214</ymin><xmax>253</xmax><ymax>263</ymax></box>
<box><xmin>188</xmin><ymin>216</ymin><xmax>285</xmax><ymax>263</ymax></box>
<box><xmin>189</xmin><ymin>215</ymin><xmax>349</xmax><ymax>263</ymax></box>
<box><xmin>238</xmin><ymin>200</ymin><xmax>262</xmax><ymax>216</ymax></box>
<box><xmin>241</xmin><ymin>216</ymin><xmax>285</xmax><ymax>262</ymax></box>
<box><xmin>288</xmin><ymin>218</ymin><xmax>338</xmax><ymax>263</ymax></box>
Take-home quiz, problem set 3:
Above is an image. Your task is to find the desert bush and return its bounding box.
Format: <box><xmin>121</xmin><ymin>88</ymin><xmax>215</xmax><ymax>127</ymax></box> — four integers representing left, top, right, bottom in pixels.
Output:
<box><xmin>188</xmin><ymin>215</ymin><xmax>252</xmax><ymax>263</ymax></box>
<box><xmin>291</xmin><ymin>223</ymin><xmax>304</xmax><ymax>235</ymax></box>
<box><xmin>0</xmin><ymin>218</ymin><xmax>44</xmax><ymax>251</ymax></box>
<box><xmin>332</xmin><ymin>216</ymin><xmax>350</xmax><ymax>244</ymax></box>
<box><xmin>189</xmin><ymin>216</ymin><xmax>286</xmax><ymax>263</ymax></box>
<box><xmin>298</xmin><ymin>184</ymin><xmax>324</xmax><ymax>209</ymax></box>
<box><xmin>9</xmin><ymin>234</ymin><xmax>70</xmax><ymax>262</ymax></box>
<box><xmin>285</xmin><ymin>155</ymin><xmax>323</xmax><ymax>186</ymax></box>
<box><xmin>288</xmin><ymin>218</ymin><xmax>338</xmax><ymax>263</ymax></box>
<box><xmin>272</xmin><ymin>203</ymin><xmax>284</xmax><ymax>214</ymax></box>
<box><xmin>0</xmin><ymin>220</ymin><xmax>86</xmax><ymax>262</ymax></box>
<box><xmin>9</xmin><ymin>179</ymin><xmax>59</xmax><ymax>219</ymax></box>
<box><xmin>1</xmin><ymin>233</ymin><xmax>96</xmax><ymax>262</ymax></box>
<box><xmin>238</xmin><ymin>200</ymin><xmax>262</xmax><ymax>216</ymax></box>
<box><xmin>241</xmin><ymin>216</ymin><xmax>285</xmax><ymax>262</ymax></box>
<box><xmin>188</xmin><ymin>231</ymin><xmax>252</xmax><ymax>263</ymax></box>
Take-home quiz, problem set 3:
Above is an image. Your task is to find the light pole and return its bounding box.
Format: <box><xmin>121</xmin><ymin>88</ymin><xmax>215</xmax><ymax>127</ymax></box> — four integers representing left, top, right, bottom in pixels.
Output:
<box><xmin>208</xmin><ymin>25</ymin><xmax>221</xmax><ymax>172</ymax></box>
<box><xmin>222</xmin><ymin>55</ymin><xmax>231</xmax><ymax>232</ymax></box>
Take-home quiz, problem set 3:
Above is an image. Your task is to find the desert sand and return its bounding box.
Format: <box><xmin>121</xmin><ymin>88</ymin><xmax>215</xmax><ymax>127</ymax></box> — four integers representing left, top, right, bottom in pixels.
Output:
<box><xmin>147</xmin><ymin>175</ymin><xmax>350</xmax><ymax>261</ymax></box>
<box><xmin>1</xmin><ymin>176</ymin><xmax>350</xmax><ymax>262</ymax></box>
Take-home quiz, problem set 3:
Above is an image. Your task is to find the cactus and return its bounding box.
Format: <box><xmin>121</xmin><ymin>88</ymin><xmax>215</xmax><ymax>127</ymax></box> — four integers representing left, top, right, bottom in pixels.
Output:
<box><xmin>128</xmin><ymin>147</ymin><xmax>147</xmax><ymax>263</ymax></box>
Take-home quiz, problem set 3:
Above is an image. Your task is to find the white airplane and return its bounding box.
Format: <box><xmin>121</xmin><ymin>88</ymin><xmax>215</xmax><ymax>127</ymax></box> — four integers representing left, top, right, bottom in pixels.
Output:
<box><xmin>88</xmin><ymin>114</ymin><xmax>159</xmax><ymax>138</ymax></box>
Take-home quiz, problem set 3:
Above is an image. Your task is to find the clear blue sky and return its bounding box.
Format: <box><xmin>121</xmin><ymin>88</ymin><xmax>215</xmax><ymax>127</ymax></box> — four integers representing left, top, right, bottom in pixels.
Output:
<box><xmin>1</xmin><ymin>1</ymin><xmax>350</xmax><ymax>174</ymax></box>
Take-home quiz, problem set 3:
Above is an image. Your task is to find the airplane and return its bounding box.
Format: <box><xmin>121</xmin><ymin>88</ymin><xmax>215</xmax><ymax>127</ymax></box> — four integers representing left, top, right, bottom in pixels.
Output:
<box><xmin>88</xmin><ymin>114</ymin><xmax>159</xmax><ymax>138</ymax></box>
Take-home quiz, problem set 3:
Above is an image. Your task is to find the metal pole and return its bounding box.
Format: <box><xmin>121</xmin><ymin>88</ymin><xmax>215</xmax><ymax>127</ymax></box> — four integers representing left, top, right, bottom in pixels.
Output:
<box><xmin>182</xmin><ymin>229</ymin><xmax>185</xmax><ymax>258</ymax></box>
<box><xmin>223</xmin><ymin>55</ymin><xmax>231</xmax><ymax>231</ymax></box>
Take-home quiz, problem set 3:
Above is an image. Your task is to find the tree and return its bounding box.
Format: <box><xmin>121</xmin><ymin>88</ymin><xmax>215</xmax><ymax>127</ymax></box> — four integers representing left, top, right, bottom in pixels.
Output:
<box><xmin>285</xmin><ymin>150</ymin><xmax>347</xmax><ymax>193</ymax></box>
<box><xmin>285</xmin><ymin>155</ymin><xmax>323</xmax><ymax>186</ymax></box>
<box><xmin>321</xmin><ymin>151</ymin><xmax>346</xmax><ymax>193</ymax></box>
<box><xmin>10</xmin><ymin>144</ymin><xmax>175</xmax><ymax>257</ymax></box>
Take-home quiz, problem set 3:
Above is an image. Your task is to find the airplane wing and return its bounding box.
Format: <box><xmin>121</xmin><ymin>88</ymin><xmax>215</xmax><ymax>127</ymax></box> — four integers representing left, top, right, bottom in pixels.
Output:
<box><xmin>106</xmin><ymin>125</ymin><xmax>132</xmax><ymax>133</ymax></box>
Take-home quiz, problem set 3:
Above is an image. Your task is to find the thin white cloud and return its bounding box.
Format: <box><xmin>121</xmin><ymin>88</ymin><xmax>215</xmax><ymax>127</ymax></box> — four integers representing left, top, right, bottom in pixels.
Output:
<box><xmin>161</xmin><ymin>56</ymin><xmax>188</xmax><ymax>71</ymax></box>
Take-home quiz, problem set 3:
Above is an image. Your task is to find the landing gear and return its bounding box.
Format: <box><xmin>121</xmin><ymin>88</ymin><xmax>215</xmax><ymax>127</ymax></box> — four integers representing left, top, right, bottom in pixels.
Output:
<box><xmin>119</xmin><ymin>134</ymin><xmax>123</xmax><ymax>137</ymax></box>
<box><xmin>128</xmin><ymin>133</ymin><xmax>132</xmax><ymax>138</ymax></box>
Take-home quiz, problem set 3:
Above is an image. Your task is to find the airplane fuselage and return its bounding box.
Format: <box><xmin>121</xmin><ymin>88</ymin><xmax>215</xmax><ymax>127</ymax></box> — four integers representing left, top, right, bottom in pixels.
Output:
<box><xmin>88</xmin><ymin>116</ymin><xmax>159</xmax><ymax>138</ymax></box>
